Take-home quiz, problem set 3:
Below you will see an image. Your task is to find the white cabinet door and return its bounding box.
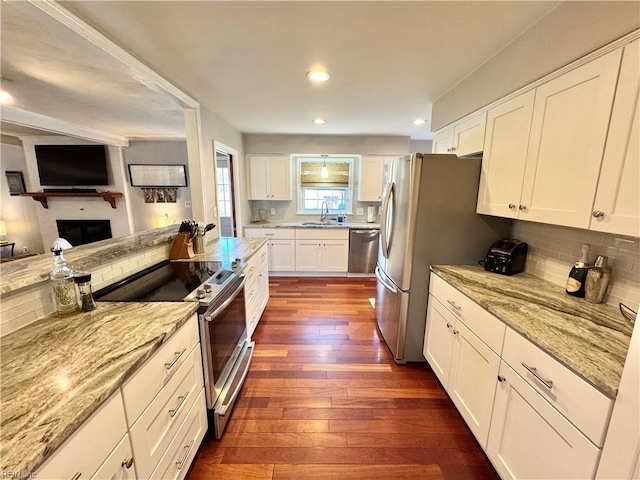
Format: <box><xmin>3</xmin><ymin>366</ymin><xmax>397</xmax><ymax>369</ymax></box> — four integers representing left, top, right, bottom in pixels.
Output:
<box><xmin>321</xmin><ymin>239</ymin><xmax>349</xmax><ymax>272</ymax></box>
<box><xmin>359</xmin><ymin>156</ymin><xmax>384</xmax><ymax>202</ymax></box>
<box><xmin>519</xmin><ymin>49</ymin><xmax>622</xmax><ymax>228</ymax></box>
<box><xmin>248</xmin><ymin>155</ymin><xmax>270</xmax><ymax>200</ymax></box>
<box><xmin>423</xmin><ymin>296</ymin><xmax>455</xmax><ymax>386</ymax></box>
<box><xmin>591</xmin><ymin>40</ymin><xmax>640</xmax><ymax>237</ymax></box>
<box><xmin>270</xmin><ymin>239</ymin><xmax>295</xmax><ymax>271</ymax></box>
<box><xmin>476</xmin><ymin>90</ymin><xmax>536</xmax><ymax>218</ymax></box>
<box><xmin>433</xmin><ymin>128</ymin><xmax>454</xmax><ymax>154</ymax></box>
<box><xmin>268</xmin><ymin>156</ymin><xmax>292</xmax><ymax>200</ymax></box>
<box><xmin>448</xmin><ymin>321</ymin><xmax>500</xmax><ymax>449</ymax></box>
<box><xmin>487</xmin><ymin>361</ymin><xmax>600</xmax><ymax>480</ymax></box>
<box><xmin>91</xmin><ymin>434</ymin><xmax>136</xmax><ymax>480</ymax></box>
<box><xmin>452</xmin><ymin>112</ymin><xmax>487</xmax><ymax>157</ymax></box>
<box><xmin>295</xmin><ymin>240</ymin><xmax>322</xmax><ymax>271</ymax></box>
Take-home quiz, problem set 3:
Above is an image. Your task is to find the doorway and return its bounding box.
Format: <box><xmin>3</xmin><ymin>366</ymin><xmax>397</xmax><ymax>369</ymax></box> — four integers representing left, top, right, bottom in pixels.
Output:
<box><xmin>216</xmin><ymin>150</ymin><xmax>236</xmax><ymax>237</ymax></box>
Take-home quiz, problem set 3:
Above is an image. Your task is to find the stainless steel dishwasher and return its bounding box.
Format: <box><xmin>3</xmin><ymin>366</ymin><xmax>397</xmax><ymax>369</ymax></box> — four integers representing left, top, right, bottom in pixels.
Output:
<box><xmin>348</xmin><ymin>228</ymin><xmax>380</xmax><ymax>273</ymax></box>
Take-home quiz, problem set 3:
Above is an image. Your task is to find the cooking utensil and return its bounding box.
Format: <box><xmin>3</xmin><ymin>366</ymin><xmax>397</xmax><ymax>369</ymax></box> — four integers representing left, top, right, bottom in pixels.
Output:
<box><xmin>620</xmin><ymin>303</ymin><xmax>637</xmax><ymax>325</ymax></box>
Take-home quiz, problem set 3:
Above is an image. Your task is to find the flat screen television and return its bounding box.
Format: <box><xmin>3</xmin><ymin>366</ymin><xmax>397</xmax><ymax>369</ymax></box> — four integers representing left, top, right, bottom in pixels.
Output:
<box><xmin>35</xmin><ymin>145</ymin><xmax>109</xmax><ymax>186</ymax></box>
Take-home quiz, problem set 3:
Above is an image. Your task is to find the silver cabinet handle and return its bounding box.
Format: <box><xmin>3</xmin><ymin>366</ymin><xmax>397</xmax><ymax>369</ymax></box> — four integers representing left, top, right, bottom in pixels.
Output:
<box><xmin>497</xmin><ymin>375</ymin><xmax>506</xmax><ymax>383</ymax></box>
<box><xmin>176</xmin><ymin>439</ymin><xmax>196</xmax><ymax>470</ymax></box>
<box><xmin>121</xmin><ymin>457</ymin><xmax>134</xmax><ymax>469</ymax></box>
<box><xmin>508</xmin><ymin>203</ymin><xmax>516</xmax><ymax>209</ymax></box>
<box><xmin>71</xmin><ymin>474</ymin><xmax>81</xmax><ymax>480</ymax></box>
<box><xmin>453</xmin><ymin>329</ymin><xmax>459</xmax><ymax>335</ymax></box>
<box><xmin>519</xmin><ymin>205</ymin><xmax>527</xmax><ymax>210</ymax></box>
<box><xmin>592</xmin><ymin>210</ymin><xmax>605</xmax><ymax>218</ymax></box>
<box><xmin>169</xmin><ymin>391</ymin><xmax>190</xmax><ymax>418</ymax></box>
<box><xmin>164</xmin><ymin>348</ymin><xmax>186</xmax><ymax>370</ymax></box>
<box><xmin>446</xmin><ymin>300</ymin><xmax>461</xmax><ymax>311</ymax></box>
<box><xmin>445</xmin><ymin>322</ymin><xmax>453</xmax><ymax>329</ymax></box>
<box><xmin>522</xmin><ymin>363</ymin><xmax>553</xmax><ymax>389</ymax></box>
<box><xmin>264</xmin><ymin>233</ymin><xmax>274</xmax><ymax>236</ymax></box>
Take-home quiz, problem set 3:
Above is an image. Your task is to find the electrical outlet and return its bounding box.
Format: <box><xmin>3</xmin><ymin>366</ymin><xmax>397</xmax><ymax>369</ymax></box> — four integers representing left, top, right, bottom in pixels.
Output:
<box><xmin>23</xmin><ymin>246</ymin><xmax>29</xmax><ymax>253</ymax></box>
<box><xmin>185</xmin><ymin>200</ymin><xmax>192</xmax><ymax>208</ymax></box>
<box><xmin>270</xmin><ymin>208</ymin><xmax>276</xmax><ymax>215</ymax></box>
<box><xmin>356</xmin><ymin>208</ymin><xmax>364</xmax><ymax>216</ymax></box>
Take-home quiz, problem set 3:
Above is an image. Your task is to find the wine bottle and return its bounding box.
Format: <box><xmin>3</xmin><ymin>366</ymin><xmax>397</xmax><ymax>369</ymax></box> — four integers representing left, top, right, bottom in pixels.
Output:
<box><xmin>566</xmin><ymin>244</ymin><xmax>590</xmax><ymax>297</ymax></box>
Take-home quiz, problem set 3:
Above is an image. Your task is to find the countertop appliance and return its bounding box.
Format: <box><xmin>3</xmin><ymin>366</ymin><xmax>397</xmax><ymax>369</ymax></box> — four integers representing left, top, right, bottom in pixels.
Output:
<box><xmin>95</xmin><ymin>259</ymin><xmax>254</xmax><ymax>439</ymax></box>
<box><xmin>376</xmin><ymin>153</ymin><xmax>511</xmax><ymax>363</ymax></box>
<box><xmin>348</xmin><ymin>228</ymin><xmax>379</xmax><ymax>274</ymax></box>
<box><xmin>483</xmin><ymin>239</ymin><xmax>528</xmax><ymax>275</ymax></box>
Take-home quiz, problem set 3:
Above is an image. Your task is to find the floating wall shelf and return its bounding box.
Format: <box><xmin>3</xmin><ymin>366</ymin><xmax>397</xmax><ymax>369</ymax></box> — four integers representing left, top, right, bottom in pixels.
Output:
<box><xmin>21</xmin><ymin>192</ymin><xmax>123</xmax><ymax>209</ymax></box>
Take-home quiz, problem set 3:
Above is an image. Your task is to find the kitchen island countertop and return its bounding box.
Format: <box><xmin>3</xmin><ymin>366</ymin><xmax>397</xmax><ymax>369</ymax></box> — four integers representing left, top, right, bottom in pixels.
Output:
<box><xmin>431</xmin><ymin>265</ymin><xmax>633</xmax><ymax>398</ymax></box>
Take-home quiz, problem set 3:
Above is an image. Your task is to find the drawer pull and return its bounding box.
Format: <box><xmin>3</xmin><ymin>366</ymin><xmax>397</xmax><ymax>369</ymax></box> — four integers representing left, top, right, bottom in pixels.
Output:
<box><xmin>446</xmin><ymin>300</ymin><xmax>461</xmax><ymax>311</ymax></box>
<box><xmin>169</xmin><ymin>391</ymin><xmax>190</xmax><ymax>418</ymax></box>
<box><xmin>452</xmin><ymin>329</ymin><xmax>459</xmax><ymax>335</ymax></box>
<box><xmin>121</xmin><ymin>457</ymin><xmax>134</xmax><ymax>469</ymax></box>
<box><xmin>71</xmin><ymin>473</ymin><xmax>81</xmax><ymax>480</ymax></box>
<box><xmin>497</xmin><ymin>375</ymin><xmax>506</xmax><ymax>383</ymax></box>
<box><xmin>164</xmin><ymin>348</ymin><xmax>187</xmax><ymax>370</ymax></box>
<box><xmin>176</xmin><ymin>439</ymin><xmax>196</xmax><ymax>470</ymax></box>
<box><xmin>522</xmin><ymin>363</ymin><xmax>553</xmax><ymax>389</ymax></box>
<box><xmin>445</xmin><ymin>322</ymin><xmax>453</xmax><ymax>329</ymax></box>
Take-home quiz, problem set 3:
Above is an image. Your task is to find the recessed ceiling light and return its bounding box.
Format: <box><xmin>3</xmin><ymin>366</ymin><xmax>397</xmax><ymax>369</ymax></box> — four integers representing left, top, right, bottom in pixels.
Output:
<box><xmin>307</xmin><ymin>70</ymin><xmax>330</xmax><ymax>83</ymax></box>
<box><xmin>313</xmin><ymin>118</ymin><xmax>326</xmax><ymax>125</ymax></box>
<box><xmin>412</xmin><ymin>118</ymin><xmax>426</xmax><ymax>125</ymax></box>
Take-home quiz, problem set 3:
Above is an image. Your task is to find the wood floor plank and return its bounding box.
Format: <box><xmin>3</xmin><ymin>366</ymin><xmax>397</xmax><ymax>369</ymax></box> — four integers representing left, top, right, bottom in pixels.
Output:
<box><xmin>273</xmin><ymin>464</ymin><xmax>445</xmax><ymax>480</ymax></box>
<box><xmin>187</xmin><ymin>277</ymin><xmax>498</xmax><ymax>480</ymax></box>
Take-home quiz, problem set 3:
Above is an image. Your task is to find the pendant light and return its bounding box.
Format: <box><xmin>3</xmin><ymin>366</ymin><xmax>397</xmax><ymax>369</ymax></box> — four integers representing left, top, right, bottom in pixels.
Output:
<box><xmin>320</xmin><ymin>155</ymin><xmax>329</xmax><ymax>178</ymax></box>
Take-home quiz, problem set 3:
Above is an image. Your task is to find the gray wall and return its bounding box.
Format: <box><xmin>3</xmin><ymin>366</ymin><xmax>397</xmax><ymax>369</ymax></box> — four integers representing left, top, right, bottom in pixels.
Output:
<box><xmin>0</xmin><ymin>138</ymin><xmax>44</xmax><ymax>254</ymax></box>
<box><xmin>124</xmin><ymin>141</ymin><xmax>192</xmax><ymax>232</ymax></box>
<box><xmin>432</xmin><ymin>2</ymin><xmax>640</xmax><ymax>131</ymax></box>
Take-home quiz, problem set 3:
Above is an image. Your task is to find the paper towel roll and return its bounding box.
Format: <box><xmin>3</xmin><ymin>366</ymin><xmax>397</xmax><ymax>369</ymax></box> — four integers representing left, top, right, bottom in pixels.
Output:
<box><xmin>367</xmin><ymin>206</ymin><xmax>376</xmax><ymax>223</ymax></box>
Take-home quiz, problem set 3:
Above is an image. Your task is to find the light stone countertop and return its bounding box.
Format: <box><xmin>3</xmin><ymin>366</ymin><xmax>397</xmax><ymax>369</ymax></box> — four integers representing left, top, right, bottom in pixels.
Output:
<box><xmin>187</xmin><ymin>236</ymin><xmax>268</xmax><ymax>263</ymax></box>
<box><xmin>244</xmin><ymin>221</ymin><xmax>380</xmax><ymax>229</ymax></box>
<box><xmin>0</xmin><ymin>301</ymin><xmax>199</xmax><ymax>474</ymax></box>
<box><xmin>432</xmin><ymin>265</ymin><xmax>633</xmax><ymax>398</ymax></box>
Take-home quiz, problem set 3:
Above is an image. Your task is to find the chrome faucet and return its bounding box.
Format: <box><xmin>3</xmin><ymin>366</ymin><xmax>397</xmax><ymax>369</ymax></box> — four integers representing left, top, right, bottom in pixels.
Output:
<box><xmin>320</xmin><ymin>201</ymin><xmax>329</xmax><ymax>223</ymax></box>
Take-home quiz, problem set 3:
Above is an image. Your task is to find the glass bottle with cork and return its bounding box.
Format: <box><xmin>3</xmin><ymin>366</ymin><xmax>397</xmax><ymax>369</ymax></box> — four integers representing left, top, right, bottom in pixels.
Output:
<box><xmin>566</xmin><ymin>243</ymin><xmax>590</xmax><ymax>297</ymax></box>
<box><xmin>50</xmin><ymin>248</ymin><xmax>79</xmax><ymax>316</ymax></box>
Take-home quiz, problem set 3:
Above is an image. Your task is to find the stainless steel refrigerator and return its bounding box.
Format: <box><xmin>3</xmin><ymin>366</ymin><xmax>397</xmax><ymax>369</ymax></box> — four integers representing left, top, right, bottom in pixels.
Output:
<box><xmin>375</xmin><ymin>153</ymin><xmax>511</xmax><ymax>363</ymax></box>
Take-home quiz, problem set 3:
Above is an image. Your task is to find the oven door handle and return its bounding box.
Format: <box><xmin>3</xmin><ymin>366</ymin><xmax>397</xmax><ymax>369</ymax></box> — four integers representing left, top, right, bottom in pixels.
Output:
<box><xmin>204</xmin><ymin>274</ymin><xmax>246</xmax><ymax>322</ymax></box>
<box><xmin>216</xmin><ymin>341</ymin><xmax>255</xmax><ymax>416</ymax></box>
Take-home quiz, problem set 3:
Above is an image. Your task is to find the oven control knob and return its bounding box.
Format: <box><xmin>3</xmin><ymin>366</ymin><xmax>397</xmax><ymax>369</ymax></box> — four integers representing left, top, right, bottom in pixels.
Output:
<box><xmin>196</xmin><ymin>289</ymin><xmax>206</xmax><ymax>299</ymax></box>
<box><xmin>203</xmin><ymin>284</ymin><xmax>212</xmax><ymax>293</ymax></box>
<box><xmin>232</xmin><ymin>258</ymin><xmax>242</xmax><ymax>270</ymax></box>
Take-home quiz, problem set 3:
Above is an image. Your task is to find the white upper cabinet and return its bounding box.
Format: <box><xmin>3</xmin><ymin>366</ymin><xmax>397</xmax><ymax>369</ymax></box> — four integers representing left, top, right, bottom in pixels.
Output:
<box><xmin>477</xmin><ymin>90</ymin><xmax>536</xmax><ymax>218</ymax></box>
<box><xmin>358</xmin><ymin>156</ymin><xmax>385</xmax><ymax>202</ymax></box>
<box><xmin>590</xmin><ymin>39</ymin><xmax>640</xmax><ymax>237</ymax></box>
<box><xmin>248</xmin><ymin>155</ymin><xmax>291</xmax><ymax>200</ymax></box>
<box><xmin>433</xmin><ymin>112</ymin><xmax>487</xmax><ymax>157</ymax></box>
<box><xmin>519</xmin><ymin>49</ymin><xmax>622</xmax><ymax>228</ymax></box>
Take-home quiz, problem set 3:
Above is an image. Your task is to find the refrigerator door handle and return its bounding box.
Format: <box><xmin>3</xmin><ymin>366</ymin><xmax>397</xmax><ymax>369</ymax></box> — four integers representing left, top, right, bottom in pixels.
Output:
<box><xmin>375</xmin><ymin>265</ymin><xmax>398</xmax><ymax>294</ymax></box>
<box><xmin>380</xmin><ymin>181</ymin><xmax>394</xmax><ymax>259</ymax></box>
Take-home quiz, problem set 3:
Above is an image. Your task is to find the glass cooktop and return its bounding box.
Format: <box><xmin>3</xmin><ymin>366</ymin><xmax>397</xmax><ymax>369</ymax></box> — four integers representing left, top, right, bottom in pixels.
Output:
<box><xmin>94</xmin><ymin>260</ymin><xmax>224</xmax><ymax>302</ymax></box>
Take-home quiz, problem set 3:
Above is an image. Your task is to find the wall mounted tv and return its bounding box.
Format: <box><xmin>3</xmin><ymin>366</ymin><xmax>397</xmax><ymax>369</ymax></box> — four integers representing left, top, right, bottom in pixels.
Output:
<box><xmin>35</xmin><ymin>144</ymin><xmax>109</xmax><ymax>186</ymax></box>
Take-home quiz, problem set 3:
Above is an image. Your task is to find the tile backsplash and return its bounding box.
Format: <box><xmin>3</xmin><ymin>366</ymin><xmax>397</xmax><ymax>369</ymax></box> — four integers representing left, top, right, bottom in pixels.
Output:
<box><xmin>512</xmin><ymin>221</ymin><xmax>640</xmax><ymax>310</ymax></box>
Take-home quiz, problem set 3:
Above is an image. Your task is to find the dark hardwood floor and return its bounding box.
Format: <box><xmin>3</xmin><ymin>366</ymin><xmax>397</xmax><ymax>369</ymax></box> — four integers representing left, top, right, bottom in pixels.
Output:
<box><xmin>187</xmin><ymin>277</ymin><xmax>499</xmax><ymax>480</ymax></box>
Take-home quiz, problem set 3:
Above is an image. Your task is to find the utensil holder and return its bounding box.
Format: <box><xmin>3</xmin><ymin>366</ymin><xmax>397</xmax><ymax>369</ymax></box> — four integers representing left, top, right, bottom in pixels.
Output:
<box><xmin>193</xmin><ymin>235</ymin><xmax>205</xmax><ymax>254</ymax></box>
<box><xmin>169</xmin><ymin>233</ymin><xmax>195</xmax><ymax>260</ymax></box>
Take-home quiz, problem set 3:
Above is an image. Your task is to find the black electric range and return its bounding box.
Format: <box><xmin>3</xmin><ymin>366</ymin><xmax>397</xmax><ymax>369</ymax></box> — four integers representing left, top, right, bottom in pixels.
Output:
<box><xmin>94</xmin><ymin>260</ymin><xmax>236</xmax><ymax>305</ymax></box>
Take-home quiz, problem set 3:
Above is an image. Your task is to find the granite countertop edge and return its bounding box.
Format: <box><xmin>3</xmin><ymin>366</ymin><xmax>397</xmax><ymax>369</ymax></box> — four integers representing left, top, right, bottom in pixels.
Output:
<box><xmin>244</xmin><ymin>221</ymin><xmax>380</xmax><ymax>229</ymax></box>
<box><xmin>430</xmin><ymin>265</ymin><xmax>632</xmax><ymax>399</ymax></box>
<box><xmin>0</xmin><ymin>301</ymin><xmax>199</xmax><ymax>474</ymax></box>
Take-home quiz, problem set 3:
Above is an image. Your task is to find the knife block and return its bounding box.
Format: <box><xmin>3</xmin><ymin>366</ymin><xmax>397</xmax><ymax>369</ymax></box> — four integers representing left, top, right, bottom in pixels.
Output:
<box><xmin>169</xmin><ymin>233</ymin><xmax>195</xmax><ymax>260</ymax></box>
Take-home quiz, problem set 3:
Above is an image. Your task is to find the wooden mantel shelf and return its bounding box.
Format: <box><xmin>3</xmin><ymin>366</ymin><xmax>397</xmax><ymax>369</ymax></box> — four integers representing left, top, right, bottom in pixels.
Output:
<box><xmin>21</xmin><ymin>192</ymin><xmax>123</xmax><ymax>209</ymax></box>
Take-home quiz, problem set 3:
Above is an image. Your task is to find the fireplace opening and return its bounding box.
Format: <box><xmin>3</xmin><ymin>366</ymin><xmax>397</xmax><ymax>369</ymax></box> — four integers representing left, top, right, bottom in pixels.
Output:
<box><xmin>56</xmin><ymin>220</ymin><xmax>112</xmax><ymax>247</ymax></box>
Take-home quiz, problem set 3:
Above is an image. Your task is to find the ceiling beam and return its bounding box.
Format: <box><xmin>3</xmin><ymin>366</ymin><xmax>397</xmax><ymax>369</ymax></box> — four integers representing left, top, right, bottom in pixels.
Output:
<box><xmin>1</xmin><ymin>107</ymin><xmax>129</xmax><ymax>147</ymax></box>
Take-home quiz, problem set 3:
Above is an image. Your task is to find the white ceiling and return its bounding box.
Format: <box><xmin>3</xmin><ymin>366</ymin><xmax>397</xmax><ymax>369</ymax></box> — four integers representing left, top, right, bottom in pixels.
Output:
<box><xmin>1</xmin><ymin>1</ymin><xmax>560</xmax><ymax>141</ymax></box>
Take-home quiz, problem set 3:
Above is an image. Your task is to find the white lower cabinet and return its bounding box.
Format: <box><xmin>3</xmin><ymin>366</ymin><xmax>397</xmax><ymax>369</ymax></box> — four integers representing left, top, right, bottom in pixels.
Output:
<box><xmin>91</xmin><ymin>434</ymin><xmax>136</xmax><ymax>480</ymax></box>
<box><xmin>245</xmin><ymin>228</ymin><xmax>295</xmax><ymax>272</ymax></box>
<box><xmin>36</xmin><ymin>391</ymin><xmax>128</xmax><ymax>480</ymax></box>
<box><xmin>423</xmin><ymin>294</ymin><xmax>500</xmax><ymax>449</ymax></box>
<box><xmin>294</xmin><ymin>228</ymin><xmax>349</xmax><ymax>273</ymax></box>
<box><xmin>487</xmin><ymin>361</ymin><xmax>601</xmax><ymax>480</ymax></box>
<box><xmin>245</xmin><ymin>244</ymin><xmax>270</xmax><ymax>338</ymax></box>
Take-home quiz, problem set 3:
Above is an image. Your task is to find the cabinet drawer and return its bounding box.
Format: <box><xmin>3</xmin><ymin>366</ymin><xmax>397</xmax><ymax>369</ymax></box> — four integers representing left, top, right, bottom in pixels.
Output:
<box><xmin>122</xmin><ymin>314</ymin><xmax>199</xmax><ymax>425</ymax></box>
<box><xmin>150</xmin><ymin>388</ymin><xmax>207</xmax><ymax>480</ymax></box>
<box><xmin>246</xmin><ymin>244</ymin><xmax>268</xmax><ymax>275</ymax></box>
<box><xmin>429</xmin><ymin>273</ymin><xmax>506</xmax><ymax>354</ymax></box>
<box><xmin>245</xmin><ymin>227</ymin><xmax>294</xmax><ymax>239</ymax></box>
<box><xmin>295</xmin><ymin>228</ymin><xmax>349</xmax><ymax>240</ymax></box>
<box><xmin>129</xmin><ymin>344</ymin><xmax>204</xmax><ymax>480</ymax></box>
<box><xmin>36</xmin><ymin>390</ymin><xmax>127</xmax><ymax>480</ymax></box>
<box><xmin>502</xmin><ymin>328</ymin><xmax>613</xmax><ymax>446</ymax></box>
<box><xmin>90</xmin><ymin>433</ymin><xmax>135</xmax><ymax>480</ymax></box>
